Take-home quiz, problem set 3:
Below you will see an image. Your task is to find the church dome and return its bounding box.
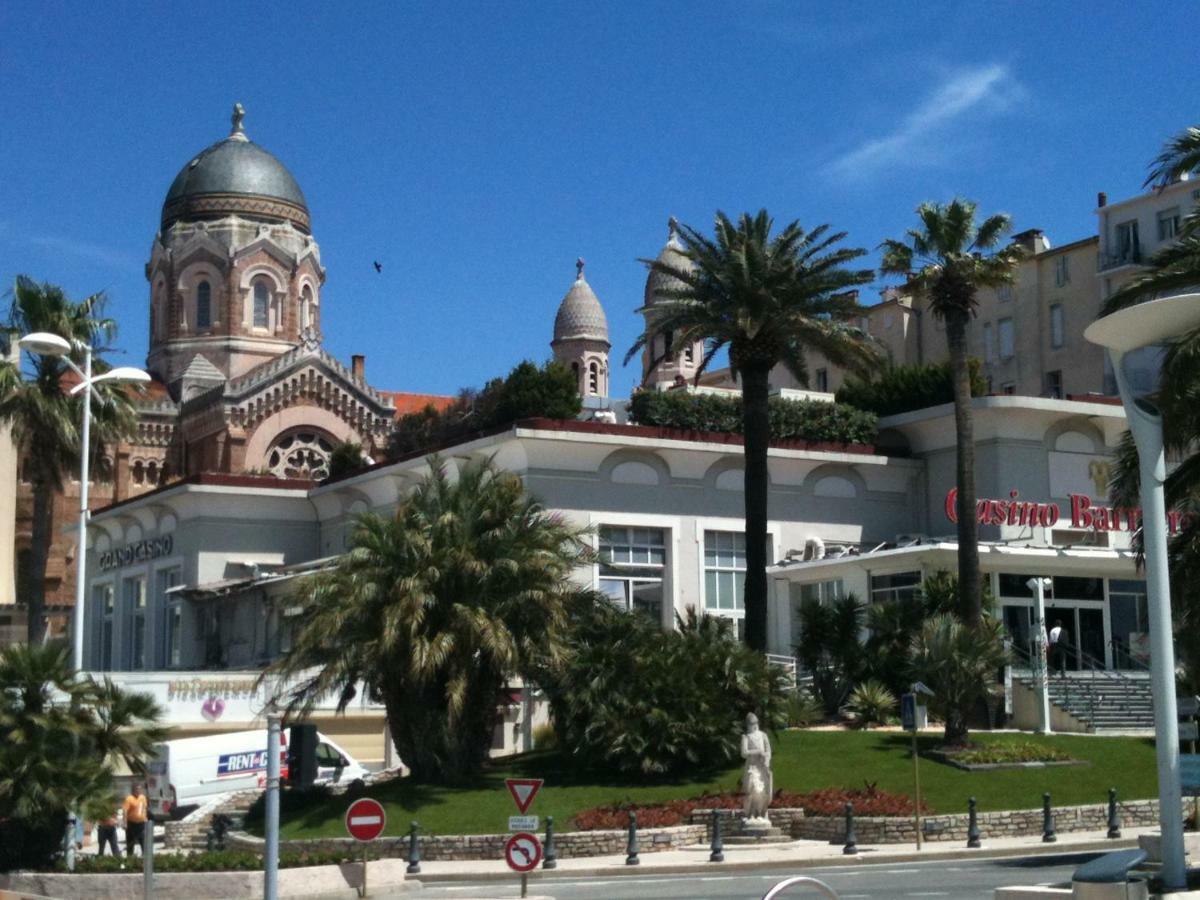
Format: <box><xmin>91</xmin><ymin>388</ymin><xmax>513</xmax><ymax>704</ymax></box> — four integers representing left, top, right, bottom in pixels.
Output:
<box><xmin>161</xmin><ymin>104</ymin><xmax>310</xmax><ymax>233</ymax></box>
<box><xmin>553</xmin><ymin>259</ymin><xmax>609</xmax><ymax>344</ymax></box>
<box><xmin>643</xmin><ymin>217</ymin><xmax>691</xmax><ymax>309</ymax></box>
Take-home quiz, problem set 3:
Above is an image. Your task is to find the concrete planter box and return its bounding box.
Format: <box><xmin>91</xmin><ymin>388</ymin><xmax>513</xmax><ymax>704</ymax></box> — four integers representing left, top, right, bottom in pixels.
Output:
<box><xmin>0</xmin><ymin>860</ymin><xmax>418</xmax><ymax>900</ymax></box>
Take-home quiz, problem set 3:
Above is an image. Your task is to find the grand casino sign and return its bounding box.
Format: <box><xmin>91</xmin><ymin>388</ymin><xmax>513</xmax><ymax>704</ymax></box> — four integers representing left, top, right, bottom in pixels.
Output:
<box><xmin>944</xmin><ymin>488</ymin><xmax>1189</xmax><ymax>534</ymax></box>
<box><xmin>97</xmin><ymin>535</ymin><xmax>174</xmax><ymax>571</ymax></box>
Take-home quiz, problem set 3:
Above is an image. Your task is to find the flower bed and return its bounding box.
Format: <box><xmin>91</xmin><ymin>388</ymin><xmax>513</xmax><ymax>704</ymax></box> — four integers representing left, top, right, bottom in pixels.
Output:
<box><xmin>926</xmin><ymin>742</ymin><xmax>1084</xmax><ymax>772</ymax></box>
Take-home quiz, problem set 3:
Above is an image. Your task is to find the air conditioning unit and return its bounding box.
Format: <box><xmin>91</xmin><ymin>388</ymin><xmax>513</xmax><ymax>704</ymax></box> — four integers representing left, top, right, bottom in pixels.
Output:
<box><xmin>894</xmin><ymin>534</ymin><xmax>927</xmax><ymax>547</ymax></box>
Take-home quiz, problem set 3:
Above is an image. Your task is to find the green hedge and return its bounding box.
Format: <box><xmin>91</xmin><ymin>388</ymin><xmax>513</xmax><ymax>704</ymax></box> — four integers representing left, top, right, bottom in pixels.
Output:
<box><xmin>834</xmin><ymin>359</ymin><xmax>987</xmax><ymax>418</ymax></box>
<box><xmin>627</xmin><ymin>390</ymin><xmax>877</xmax><ymax>446</ymax></box>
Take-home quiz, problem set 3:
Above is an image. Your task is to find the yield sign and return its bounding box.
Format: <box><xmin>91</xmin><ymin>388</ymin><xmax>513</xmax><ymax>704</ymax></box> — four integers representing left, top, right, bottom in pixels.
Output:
<box><xmin>505</xmin><ymin>778</ymin><xmax>543</xmax><ymax>813</ymax></box>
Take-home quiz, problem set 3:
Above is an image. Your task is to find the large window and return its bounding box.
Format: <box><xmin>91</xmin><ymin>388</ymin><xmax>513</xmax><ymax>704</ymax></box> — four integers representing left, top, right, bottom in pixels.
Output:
<box><xmin>1109</xmin><ymin>579</ymin><xmax>1149</xmax><ymax>667</ymax></box>
<box><xmin>253</xmin><ymin>281</ymin><xmax>270</xmax><ymax>328</ymax></box>
<box><xmin>1054</xmin><ymin>255</ymin><xmax>1070</xmax><ymax>287</ymax></box>
<box><xmin>869</xmin><ymin>571</ymin><xmax>920</xmax><ymax>606</ymax></box>
<box><xmin>703</xmin><ymin>531</ymin><xmax>746</xmax><ymax>631</ymax></box>
<box><xmin>998</xmin><ymin>317</ymin><xmax>1015</xmax><ymax>360</ymax></box>
<box><xmin>814</xmin><ymin>368</ymin><xmax>829</xmax><ymax>392</ymax></box>
<box><xmin>94</xmin><ymin>583</ymin><xmax>114</xmax><ymax>670</ymax></box>
<box><xmin>1158</xmin><ymin>207</ymin><xmax>1181</xmax><ymax>242</ymax></box>
<box><xmin>598</xmin><ymin>526</ymin><xmax>666</xmax><ymax>622</ymax></box>
<box><xmin>157</xmin><ymin>567</ymin><xmax>183</xmax><ymax>668</ymax></box>
<box><xmin>1044</xmin><ymin>370</ymin><xmax>1062</xmax><ymax>399</ymax></box>
<box><xmin>124</xmin><ymin>576</ymin><xmax>147</xmax><ymax>670</ymax></box>
<box><xmin>788</xmin><ymin>578</ymin><xmax>844</xmax><ymax>647</ymax></box>
<box><xmin>983</xmin><ymin>322</ymin><xmax>995</xmax><ymax>364</ymax></box>
<box><xmin>1050</xmin><ymin>303</ymin><xmax>1064</xmax><ymax>349</ymax></box>
<box><xmin>196</xmin><ymin>280</ymin><xmax>212</xmax><ymax>329</ymax></box>
<box><xmin>1115</xmin><ymin>220</ymin><xmax>1140</xmax><ymax>262</ymax></box>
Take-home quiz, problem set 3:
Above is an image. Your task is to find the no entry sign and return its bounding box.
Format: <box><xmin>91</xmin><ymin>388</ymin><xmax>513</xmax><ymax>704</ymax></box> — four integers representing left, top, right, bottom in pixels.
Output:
<box><xmin>345</xmin><ymin>797</ymin><xmax>387</xmax><ymax>842</ymax></box>
<box><xmin>504</xmin><ymin>831</ymin><xmax>542</xmax><ymax>872</ymax></box>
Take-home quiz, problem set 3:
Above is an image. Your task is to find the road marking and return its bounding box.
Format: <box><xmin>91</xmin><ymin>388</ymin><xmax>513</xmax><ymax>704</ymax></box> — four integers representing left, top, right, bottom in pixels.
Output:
<box><xmin>908</xmin><ymin>893</ymin><xmax>949</xmax><ymax>897</ymax></box>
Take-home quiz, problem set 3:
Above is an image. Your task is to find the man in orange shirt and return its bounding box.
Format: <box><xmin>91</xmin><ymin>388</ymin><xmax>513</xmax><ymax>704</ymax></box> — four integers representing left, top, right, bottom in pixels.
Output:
<box><xmin>122</xmin><ymin>783</ymin><xmax>148</xmax><ymax>858</ymax></box>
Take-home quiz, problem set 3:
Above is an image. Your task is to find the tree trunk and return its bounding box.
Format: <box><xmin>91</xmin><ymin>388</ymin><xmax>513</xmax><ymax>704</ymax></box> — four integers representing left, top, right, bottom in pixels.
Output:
<box><xmin>945</xmin><ymin>317</ymin><xmax>982</xmax><ymax>629</ymax></box>
<box><xmin>740</xmin><ymin>365</ymin><xmax>771</xmax><ymax>653</ymax></box>
<box><xmin>25</xmin><ymin>476</ymin><xmax>53</xmax><ymax>645</ymax></box>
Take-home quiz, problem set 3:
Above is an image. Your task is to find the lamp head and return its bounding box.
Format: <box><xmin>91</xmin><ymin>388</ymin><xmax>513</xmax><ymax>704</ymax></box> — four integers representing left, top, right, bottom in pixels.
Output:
<box><xmin>17</xmin><ymin>332</ymin><xmax>72</xmax><ymax>357</ymax></box>
<box><xmin>1026</xmin><ymin>577</ymin><xmax>1052</xmax><ymax>591</ymax></box>
<box><xmin>1085</xmin><ymin>292</ymin><xmax>1200</xmax><ymax>353</ymax></box>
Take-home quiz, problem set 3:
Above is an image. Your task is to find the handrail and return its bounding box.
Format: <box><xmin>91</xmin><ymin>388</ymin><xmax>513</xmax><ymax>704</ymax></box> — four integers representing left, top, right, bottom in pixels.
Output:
<box><xmin>1011</xmin><ymin>637</ymin><xmax>1149</xmax><ymax>726</ymax></box>
<box><xmin>762</xmin><ymin>875</ymin><xmax>840</xmax><ymax>899</ymax></box>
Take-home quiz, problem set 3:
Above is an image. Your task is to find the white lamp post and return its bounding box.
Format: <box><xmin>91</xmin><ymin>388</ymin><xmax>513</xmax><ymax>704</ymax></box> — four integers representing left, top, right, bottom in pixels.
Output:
<box><xmin>1026</xmin><ymin>577</ymin><xmax>1052</xmax><ymax>735</ymax></box>
<box><xmin>17</xmin><ymin>332</ymin><xmax>150</xmax><ymax>672</ymax></box>
<box><xmin>1085</xmin><ymin>291</ymin><xmax>1200</xmax><ymax>891</ymax></box>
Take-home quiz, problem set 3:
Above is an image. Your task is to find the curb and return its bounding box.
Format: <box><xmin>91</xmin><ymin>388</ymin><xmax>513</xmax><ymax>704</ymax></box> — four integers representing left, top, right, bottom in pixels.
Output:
<box><xmin>407</xmin><ymin>836</ymin><xmax>1138</xmax><ymax>883</ymax></box>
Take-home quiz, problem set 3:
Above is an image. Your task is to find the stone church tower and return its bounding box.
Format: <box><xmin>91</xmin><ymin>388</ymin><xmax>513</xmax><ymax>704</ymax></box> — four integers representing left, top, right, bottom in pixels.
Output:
<box><xmin>642</xmin><ymin>217</ymin><xmax>704</xmax><ymax>388</ymax></box>
<box><xmin>551</xmin><ymin>258</ymin><xmax>610</xmax><ymax>399</ymax></box>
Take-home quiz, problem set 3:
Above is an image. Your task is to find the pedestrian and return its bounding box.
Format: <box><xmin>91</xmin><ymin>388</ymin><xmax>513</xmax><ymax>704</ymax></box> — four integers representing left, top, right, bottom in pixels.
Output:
<box><xmin>122</xmin><ymin>782</ymin><xmax>148</xmax><ymax>858</ymax></box>
<box><xmin>97</xmin><ymin>801</ymin><xmax>121</xmax><ymax>859</ymax></box>
<box><xmin>1048</xmin><ymin>619</ymin><xmax>1068</xmax><ymax>676</ymax></box>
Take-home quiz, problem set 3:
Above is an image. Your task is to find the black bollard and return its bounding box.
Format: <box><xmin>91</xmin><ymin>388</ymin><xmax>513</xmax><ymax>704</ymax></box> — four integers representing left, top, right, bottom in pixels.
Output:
<box><xmin>709</xmin><ymin>809</ymin><xmax>724</xmax><ymax>863</ymax></box>
<box><xmin>1107</xmin><ymin>787</ymin><xmax>1121</xmax><ymax>839</ymax></box>
<box><xmin>406</xmin><ymin>820</ymin><xmax>421</xmax><ymax>874</ymax></box>
<box><xmin>625</xmin><ymin>811</ymin><xmax>640</xmax><ymax>865</ymax></box>
<box><xmin>1042</xmin><ymin>793</ymin><xmax>1056</xmax><ymax>843</ymax></box>
<box><xmin>966</xmin><ymin>797</ymin><xmax>981</xmax><ymax>849</ymax></box>
<box><xmin>543</xmin><ymin>815</ymin><xmax>557</xmax><ymax>869</ymax></box>
<box><xmin>843</xmin><ymin>802</ymin><xmax>858</xmax><ymax>855</ymax></box>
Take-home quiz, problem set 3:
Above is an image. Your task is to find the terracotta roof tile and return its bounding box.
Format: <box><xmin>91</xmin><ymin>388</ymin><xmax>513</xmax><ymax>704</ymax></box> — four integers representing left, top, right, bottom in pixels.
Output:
<box><xmin>381</xmin><ymin>391</ymin><xmax>456</xmax><ymax>419</ymax></box>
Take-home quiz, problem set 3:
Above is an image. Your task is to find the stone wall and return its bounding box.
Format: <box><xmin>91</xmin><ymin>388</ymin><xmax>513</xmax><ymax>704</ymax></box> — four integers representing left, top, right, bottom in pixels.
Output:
<box><xmin>228</xmin><ymin>823</ymin><xmax>707</xmax><ymax>860</ymax></box>
<box><xmin>689</xmin><ymin>800</ymin><xmax>1160</xmax><ymax>844</ymax></box>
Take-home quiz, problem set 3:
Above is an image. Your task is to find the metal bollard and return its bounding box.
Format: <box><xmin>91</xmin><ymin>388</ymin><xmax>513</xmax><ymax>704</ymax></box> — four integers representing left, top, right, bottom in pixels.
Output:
<box><xmin>709</xmin><ymin>809</ymin><xmax>724</xmax><ymax>863</ymax></box>
<box><xmin>843</xmin><ymin>802</ymin><xmax>858</xmax><ymax>855</ymax></box>
<box><xmin>406</xmin><ymin>821</ymin><xmax>421</xmax><ymax>874</ymax></box>
<box><xmin>625</xmin><ymin>811</ymin><xmax>640</xmax><ymax>865</ymax></box>
<box><xmin>966</xmin><ymin>797</ymin><xmax>981</xmax><ymax>848</ymax></box>
<box><xmin>1107</xmin><ymin>787</ymin><xmax>1121</xmax><ymax>839</ymax></box>
<box><xmin>1042</xmin><ymin>793</ymin><xmax>1056</xmax><ymax>843</ymax></box>
<box><xmin>543</xmin><ymin>816</ymin><xmax>557</xmax><ymax>869</ymax></box>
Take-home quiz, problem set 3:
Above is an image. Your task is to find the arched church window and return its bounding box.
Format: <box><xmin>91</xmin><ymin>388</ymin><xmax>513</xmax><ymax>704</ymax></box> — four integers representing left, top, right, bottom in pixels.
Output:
<box><xmin>266</xmin><ymin>430</ymin><xmax>336</xmax><ymax>480</ymax></box>
<box><xmin>662</xmin><ymin>330</ymin><xmax>674</xmax><ymax>361</ymax></box>
<box><xmin>253</xmin><ymin>281</ymin><xmax>270</xmax><ymax>329</ymax></box>
<box><xmin>300</xmin><ymin>285</ymin><xmax>314</xmax><ymax>330</ymax></box>
<box><xmin>684</xmin><ymin>342</ymin><xmax>694</xmax><ymax>364</ymax></box>
<box><xmin>146</xmin><ymin>461</ymin><xmax>158</xmax><ymax>485</ymax></box>
<box><xmin>588</xmin><ymin>361</ymin><xmax>599</xmax><ymax>395</ymax></box>
<box><xmin>152</xmin><ymin>285</ymin><xmax>166</xmax><ymax>340</ymax></box>
<box><xmin>196</xmin><ymin>281</ymin><xmax>212</xmax><ymax>329</ymax></box>
<box><xmin>132</xmin><ymin>461</ymin><xmax>144</xmax><ymax>485</ymax></box>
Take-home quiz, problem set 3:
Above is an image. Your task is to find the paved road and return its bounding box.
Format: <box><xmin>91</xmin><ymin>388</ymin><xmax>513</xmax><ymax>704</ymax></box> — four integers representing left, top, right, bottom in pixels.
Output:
<box><xmin>399</xmin><ymin>851</ymin><xmax>1103</xmax><ymax>899</ymax></box>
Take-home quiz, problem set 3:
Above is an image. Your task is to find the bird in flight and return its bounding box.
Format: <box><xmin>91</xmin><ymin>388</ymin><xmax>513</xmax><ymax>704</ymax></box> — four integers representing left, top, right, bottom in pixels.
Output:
<box><xmin>373</xmin><ymin>261</ymin><xmax>383</xmax><ymax>273</ymax></box>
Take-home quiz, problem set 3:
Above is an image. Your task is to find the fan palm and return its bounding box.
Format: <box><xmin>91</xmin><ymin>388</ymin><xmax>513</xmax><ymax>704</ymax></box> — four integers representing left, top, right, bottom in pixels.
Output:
<box><xmin>910</xmin><ymin>613</ymin><xmax>1009</xmax><ymax>746</ymax></box>
<box><xmin>0</xmin><ymin>643</ymin><xmax>164</xmax><ymax>870</ymax></box>
<box><xmin>0</xmin><ymin>277</ymin><xmax>137</xmax><ymax>643</ymax></box>
<box><xmin>880</xmin><ymin>200</ymin><xmax>1025</xmax><ymax>628</ymax></box>
<box><xmin>628</xmin><ymin>210</ymin><xmax>878</xmax><ymax>651</ymax></box>
<box><xmin>267</xmin><ymin>455</ymin><xmax>596</xmax><ymax>783</ymax></box>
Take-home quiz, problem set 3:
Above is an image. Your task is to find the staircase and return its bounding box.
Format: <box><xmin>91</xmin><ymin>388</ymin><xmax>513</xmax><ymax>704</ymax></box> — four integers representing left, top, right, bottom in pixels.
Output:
<box><xmin>165</xmin><ymin>789</ymin><xmax>261</xmax><ymax>851</ymax></box>
<box><xmin>1016</xmin><ymin>670</ymin><xmax>1155</xmax><ymax>732</ymax></box>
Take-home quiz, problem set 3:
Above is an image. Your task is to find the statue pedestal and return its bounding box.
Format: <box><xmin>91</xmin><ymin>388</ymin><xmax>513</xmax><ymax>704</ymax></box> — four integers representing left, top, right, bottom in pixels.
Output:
<box><xmin>724</xmin><ymin>816</ymin><xmax>787</xmax><ymax>845</ymax></box>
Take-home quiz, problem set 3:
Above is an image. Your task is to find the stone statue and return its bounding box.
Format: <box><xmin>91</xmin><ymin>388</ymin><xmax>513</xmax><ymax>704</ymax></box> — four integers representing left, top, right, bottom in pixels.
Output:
<box><xmin>231</xmin><ymin>102</ymin><xmax>246</xmax><ymax>136</ymax></box>
<box><xmin>740</xmin><ymin>712</ymin><xmax>773</xmax><ymax>823</ymax></box>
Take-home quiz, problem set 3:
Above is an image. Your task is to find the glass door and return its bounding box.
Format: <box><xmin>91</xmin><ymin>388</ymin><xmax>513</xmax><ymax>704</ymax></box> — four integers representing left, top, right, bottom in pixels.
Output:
<box><xmin>1002</xmin><ymin>604</ymin><xmax>1035</xmax><ymax>666</ymax></box>
<box><xmin>1078</xmin><ymin>608</ymin><xmax>1106</xmax><ymax>667</ymax></box>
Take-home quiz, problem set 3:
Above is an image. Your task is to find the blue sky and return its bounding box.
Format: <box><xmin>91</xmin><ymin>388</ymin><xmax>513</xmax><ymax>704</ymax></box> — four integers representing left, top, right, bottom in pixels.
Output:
<box><xmin>1</xmin><ymin>2</ymin><xmax>1195</xmax><ymax>399</ymax></box>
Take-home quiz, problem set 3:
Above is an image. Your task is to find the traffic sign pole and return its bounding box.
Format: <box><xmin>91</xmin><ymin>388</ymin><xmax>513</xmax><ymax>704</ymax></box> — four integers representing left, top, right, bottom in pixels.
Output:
<box><xmin>345</xmin><ymin>797</ymin><xmax>387</xmax><ymax>896</ymax></box>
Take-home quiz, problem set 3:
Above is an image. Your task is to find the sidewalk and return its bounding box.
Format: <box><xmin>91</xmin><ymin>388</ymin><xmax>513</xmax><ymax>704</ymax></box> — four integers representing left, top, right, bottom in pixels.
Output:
<box><xmin>406</xmin><ymin>825</ymin><xmax>1158</xmax><ymax>883</ymax></box>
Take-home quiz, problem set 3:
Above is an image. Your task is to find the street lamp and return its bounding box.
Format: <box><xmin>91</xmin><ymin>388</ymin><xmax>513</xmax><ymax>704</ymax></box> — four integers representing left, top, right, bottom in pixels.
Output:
<box><xmin>1084</xmin><ymin>291</ymin><xmax>1200</xmax><ymax>891</ymax></box>
<box><xmin>16</xmin><ymin>331</ymin><xmax>150</xmax><ymax>672</ymax></box>
<box><xmin>1026</xmin><ymin>577</ymin><xmax>1052</xmax><ymax>735</ymax></box>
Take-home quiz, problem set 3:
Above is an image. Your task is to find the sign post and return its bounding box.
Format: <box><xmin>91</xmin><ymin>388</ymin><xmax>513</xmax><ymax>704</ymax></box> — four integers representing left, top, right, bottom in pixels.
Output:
<box><xmin>346</xmin><ymin>798</ymin><xmax>387</xmax><ymax>898</ymax></box>
<box><xmin>902</xmin><ymin>693</ymin><xmax>922</xmax><ymax>850</ymax></box>
<box><xmin>505</xmin><ymin>831</ymin><xmax>542</xmax><ymax>898</ymax></box>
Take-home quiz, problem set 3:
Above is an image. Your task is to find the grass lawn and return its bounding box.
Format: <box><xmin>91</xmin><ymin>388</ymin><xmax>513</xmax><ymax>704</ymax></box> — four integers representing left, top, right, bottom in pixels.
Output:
<box><xmin>265</xmin><ymin>730</ymin><xmax>1158</xmax><ymax>839</ymax></box>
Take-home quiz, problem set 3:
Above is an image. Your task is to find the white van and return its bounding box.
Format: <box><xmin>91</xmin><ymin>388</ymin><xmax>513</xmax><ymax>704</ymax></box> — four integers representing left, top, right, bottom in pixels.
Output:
<box><xmin>148</xmin><ymin>728</ymin><xmax>370</xmax><ymax>815</ymax></box>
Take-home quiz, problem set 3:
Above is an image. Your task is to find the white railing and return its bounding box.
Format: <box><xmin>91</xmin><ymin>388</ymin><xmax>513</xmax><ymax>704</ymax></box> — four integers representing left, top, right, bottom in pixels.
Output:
<box><xmin>766</xmin><ymin>653</ymin><xmax>798</xmax><ymax>685</ymax></box>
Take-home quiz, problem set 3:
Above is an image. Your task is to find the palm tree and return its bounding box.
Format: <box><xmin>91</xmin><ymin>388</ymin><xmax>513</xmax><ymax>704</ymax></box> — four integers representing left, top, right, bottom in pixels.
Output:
<box><xmin>0</xmin><ymin>277</ymin><xmax>136</xmax><ymax>643</ymax></box>
<box><xmin>628</xmin><ymin>210</ymin><xmax>879</xmax><ymax>651</ymax></box>
<box><xmin>910</xmin><ymin>613</ymin><xmax>1009</xmax><ymax>745</ymax></box>
<box><xmin>267</xmin><ymin>455</ymin><xmax>595</xmax><ymax>783</ymax></box>
<box><xmin>1146</xmin><ymin>124</ymin><xmax>1200</xmax><ymax>188</ymax></box>
<box><xmin>0</xmin><ymin>643</ymin><xmax>164</xmax><ymax>870</ymax></box>
<box><xmin>880</xmin><ymin>200</ymin><xmax>1025</xmax><ymax>628</ymax></box>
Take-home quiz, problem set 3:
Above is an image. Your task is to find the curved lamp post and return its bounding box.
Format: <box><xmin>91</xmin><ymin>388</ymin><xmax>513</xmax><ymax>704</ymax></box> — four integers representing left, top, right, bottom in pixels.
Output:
<box><xmin>1084</xmin><ymin>291</ymin><xmax>1200</xmax><ymax>891</ymax></box>
<box><xmin>17</xmin><ymin>332</ymin><xmax>150</xmax><ymax>672</ymax></box>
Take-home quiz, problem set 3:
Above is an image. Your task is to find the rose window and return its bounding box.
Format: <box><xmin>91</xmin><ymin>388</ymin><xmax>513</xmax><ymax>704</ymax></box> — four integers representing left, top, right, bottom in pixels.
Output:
<box><xmin>266</xmin><ymin>431</ymin><xmax>335</xmax><ymax>480</ymax></box>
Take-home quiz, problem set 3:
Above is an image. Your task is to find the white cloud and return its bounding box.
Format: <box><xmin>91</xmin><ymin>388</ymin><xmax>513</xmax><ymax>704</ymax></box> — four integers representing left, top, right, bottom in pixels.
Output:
<box><xmin>826</xmin><ymin>64</ymin><xmax>1022</xmax><ymax>178</ymax></box>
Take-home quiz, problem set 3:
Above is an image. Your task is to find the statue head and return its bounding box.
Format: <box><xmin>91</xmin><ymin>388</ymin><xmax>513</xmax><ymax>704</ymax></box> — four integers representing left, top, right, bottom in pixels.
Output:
<box><xmin>745</xmin><ymin>712</ymin><xmax>759</xmax><ymax>732</ymax></box>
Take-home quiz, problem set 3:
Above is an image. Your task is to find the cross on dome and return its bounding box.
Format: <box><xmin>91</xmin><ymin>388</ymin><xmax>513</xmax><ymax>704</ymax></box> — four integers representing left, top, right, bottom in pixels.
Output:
<box><xmin>230</xmin><ymin>102</ymin><xmax>247</xmax><ymax>140</ymax></box>
<box><xmin>576</xmin><ymin>257</ymin><xmax>585</xmax><ymax>280</ymax></box>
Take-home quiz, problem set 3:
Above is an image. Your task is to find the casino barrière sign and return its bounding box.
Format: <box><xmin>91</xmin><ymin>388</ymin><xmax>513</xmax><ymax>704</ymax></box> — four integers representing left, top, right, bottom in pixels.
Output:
<box><xmin>98</xmin><ymin>535</ymin><xmax>174</xmax><ymax>571</ymax></box>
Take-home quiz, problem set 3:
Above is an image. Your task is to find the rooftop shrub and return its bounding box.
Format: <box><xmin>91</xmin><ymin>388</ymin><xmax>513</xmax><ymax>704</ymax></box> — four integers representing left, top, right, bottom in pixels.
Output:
<box><xmin>834</xmin><ymin>358</ymin><xmax>986</xmax><ymax>418</ymax></box>
<box><xmin>627</xmin><ymin>390</ymin><xmax>878</xmax><ymax>446</ymax></box>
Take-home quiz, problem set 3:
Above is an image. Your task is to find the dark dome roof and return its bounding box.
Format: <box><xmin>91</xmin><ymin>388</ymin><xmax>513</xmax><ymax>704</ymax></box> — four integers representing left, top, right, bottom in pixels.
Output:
<box><xmin>161</xmin><ymin>106</ymin><xmax>310</xmax><ymax>232</ymax></box>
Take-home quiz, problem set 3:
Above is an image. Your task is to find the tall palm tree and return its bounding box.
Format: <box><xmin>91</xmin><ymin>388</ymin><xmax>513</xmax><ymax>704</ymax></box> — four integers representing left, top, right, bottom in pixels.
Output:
<box><xmin>628</xmin><ymin>210</ymin><xmax>878</xmax><ymax>652</ymax></box>
<box><xmin>0</xmin><ymin>277</ymin><xmax>136</xmax><ymax>643</ymax></box>
<box><xmin>1146</xmin><ymin>124</ymin><xmax>1200</xmax><ymax>188</ymax></box>
<box><xmin>880</xmin><ymin>201</ymin><xmax>1025</xmax><ymax>628</ymax></box>
<box><xmin>267</xmin><ymin>455</ymin><xmax>595</xmax><ymax>783</ymax></box>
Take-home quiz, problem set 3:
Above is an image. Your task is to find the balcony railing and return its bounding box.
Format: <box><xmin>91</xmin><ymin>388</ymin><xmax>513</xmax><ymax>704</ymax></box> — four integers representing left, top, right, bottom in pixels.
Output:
<box><xmin>1097</xmin><ymin>247</ymin><xmax>1144</xmax><ymax>271</ymax></box>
